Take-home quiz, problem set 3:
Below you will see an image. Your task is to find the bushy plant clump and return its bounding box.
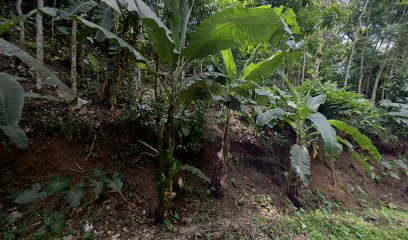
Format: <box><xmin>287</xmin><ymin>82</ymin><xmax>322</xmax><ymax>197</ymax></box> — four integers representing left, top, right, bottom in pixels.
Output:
<box><xmin>297</xmin><ymin>80</ymin><xmax>382</xmax><ymax>134</ymax></box>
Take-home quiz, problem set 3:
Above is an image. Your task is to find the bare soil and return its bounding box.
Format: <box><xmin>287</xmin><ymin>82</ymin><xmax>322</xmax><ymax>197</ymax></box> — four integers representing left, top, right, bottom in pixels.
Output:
<box><xmin>0</xmin><ymin>108</ymin><xmax>407</xmax><ymax>239</ymax></box>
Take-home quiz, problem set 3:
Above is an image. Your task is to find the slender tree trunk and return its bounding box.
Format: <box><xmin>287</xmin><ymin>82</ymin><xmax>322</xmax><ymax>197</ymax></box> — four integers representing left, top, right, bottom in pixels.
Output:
<box><xmin>71</xmin><ymin>21</ymin><xmax>78</xmax><ymax>94</ymax></box>
<box><xmin>344</xmin><ymin>0</ymin><xmax>370</xmax><ymax>88</ymax></box>
<box><xmin>357</xmin><ymin>53</ymin><xmax>365</xmax><ymax>94</ymax></box>
<box><xmin>365</xmin><ymin>70</ymin><xmax>372</xmax><ymax>98</ymax></box>
<box><xmin>301</xmin><ymin>49</ymin><xmax>306</xmax><ymax>83</ymax></box>
<box><xmin>313</xmin><ymin>35</ymin><xmax>322</xmax><ymax>78</ymax></box>
<box><xmin>36</xmin><ymin>0</ymin><xmax>44</xmax><ymax>89</ymax></box>
<box><xmin>16</xmin><ymin>0</ymin><xmax>24</xmax><ymax>44</ymax></box>
<box><xmin>371</xmin><ymin>42</ymin><xmax>391</xmax><ymax>103</ymax></box>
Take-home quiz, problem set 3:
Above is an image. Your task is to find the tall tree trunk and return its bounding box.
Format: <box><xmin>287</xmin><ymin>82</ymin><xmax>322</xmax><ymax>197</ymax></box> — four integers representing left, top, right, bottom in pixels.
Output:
<box><xmin>344</xmin><ymin>0</ymin><xmax>370</xmax><ymax>88</ymax></box>
<box><xmin>71</xmin><ymin>21</ymin><xmax>78</xmax><ymax>94</ymax></box>
<box><xmin>357</xmin><ymin>52</ymin><xmax>365</xmax><ymax>94</ymax></box>
<box><xmin>301</xmin><ymin>49</ymin><xmax>306</xmax><ymax>83</ymax></box>
<box><xmin>365</xmin><ymin>70</ymin><xmax>372</xmax><ymax>98</ymax></box>
<box><xmin>313</xmin><ymin>31</ymin><xmax>323</xmax><ymax>78</ymax></box>
<box><xmin>16</xmin><ymin>0</ymin><xmax>24</xmax><ymax>44</ymax></box>
<box><xmin>371</xmin><ymin>42</ymin><xmax>391</xmax><ymax>103</ymax></box>
<box><xmin>36</xmin><ymin>0</ymin><xmax>44</xmax><ymax>89</ymax></box>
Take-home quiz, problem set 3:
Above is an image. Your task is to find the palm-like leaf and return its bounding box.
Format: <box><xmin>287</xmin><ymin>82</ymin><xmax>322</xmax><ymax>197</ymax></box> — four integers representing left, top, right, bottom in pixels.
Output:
<box><xmin>0</xmin><ymin>38</ymin><xmax>76</xmax><ymax>101</ymax></box>
<box><xmin>328</xmin><ymin>120</ymin><xmax>381</xmax><ymax>161</ymax></box>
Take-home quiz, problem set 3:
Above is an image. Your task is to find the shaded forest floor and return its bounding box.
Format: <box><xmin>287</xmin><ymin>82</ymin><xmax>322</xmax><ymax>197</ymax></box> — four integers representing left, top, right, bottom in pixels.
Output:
<box><xmin>0</xmin><ymin>103</ymin><xmax>407</xmax><ymax>239</ymax></box>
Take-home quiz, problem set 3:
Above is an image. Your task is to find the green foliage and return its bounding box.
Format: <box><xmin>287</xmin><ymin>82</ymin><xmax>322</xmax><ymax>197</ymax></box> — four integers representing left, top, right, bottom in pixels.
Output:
<box><xmin>308</xmin><ymin>113</ymin><xmax>343</xmax><ymax>156</ymax></box>
<box><xmin>0</xmin><ymin>38</ymin><xmax>76</xmax><ymax>101</ymax></box>
<box><xmin>64</xmin><ymin>182</ymin><xmax>85</xmax><ymax>207</ymax></box>
<box><xmin>45</xmin><ymin>175</ymin><xmax>72</xmax><ymax>196</ymax></box>
<box><xmin>44</xmin><ymin>209</ymin><xmax>67</xmax><ymax>235</ymax></box>
<box><xmin>89</xmin><ymin>169</ymin><xmax>123</xmax><ymax>198</ymax></box>
<box><xmin>14</xmin><ymin>183</ymin><xmax>47</xmax><ymax>204</ymax></box>
<box><xmin>180</xmin><ymin>164</ymin><xmax>210</xmax><ymax>183</ymax></box>
<box><xmin>0</xmin><ymin>72</ymin><xmax>27</xmax><ymax>149</ymax></box>
<box><xmin>267</xmin><ymin>208</ymin><xmax>408</xmax><ymax>239</ymax></box>
<box><xmin>297</xmin><ymin>80</ymin><xmax>381</xmax><ymax>132</ymax></box>
<box><xmin>329</xmin><ymin>120</ymin><xmax>381</xmax><ymax>162</ymax></box>
<box><xmin>290</xmin><ymin>144</ymin><xmax>311</xmax><ymax>183</ymax></box>
<box><xmin>185</xmin><ymin>5</ymin><xmax>285</xmax><ymax>60</ymax></box>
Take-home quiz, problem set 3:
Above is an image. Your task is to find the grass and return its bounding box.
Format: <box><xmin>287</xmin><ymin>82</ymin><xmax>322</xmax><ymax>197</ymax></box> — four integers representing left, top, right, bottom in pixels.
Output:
<box><xmin>267</xmin><ymin>207</ymin><xmax>408</xmax><ymax>240</ymax></box>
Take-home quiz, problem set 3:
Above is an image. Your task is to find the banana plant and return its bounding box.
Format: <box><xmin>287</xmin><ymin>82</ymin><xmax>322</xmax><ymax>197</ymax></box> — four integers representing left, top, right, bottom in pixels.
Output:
<box><xmin>2</xmin><ymin>0</ymin><xmax>301</xmax><ymax>220</ymax></box>
<box><xmin>205</xmin><ymin>39</ymin><xmax>303</xmax><ymax>195</ymax></box>
<box><xmin>0</xmin><ymin>38</ymin><xmax>76</xmax><ymax>148</ymax></box>
<box><xmin>256</xmin><ymin>74</ymin><xmax>381</xmax><ymax>201</ymax></box>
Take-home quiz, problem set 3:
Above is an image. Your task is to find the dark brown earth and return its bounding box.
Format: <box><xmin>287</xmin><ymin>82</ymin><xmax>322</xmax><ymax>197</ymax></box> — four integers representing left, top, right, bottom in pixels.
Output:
<box><xmin>0</xmin><ymin>107</ymin><xmax>407</xmax><ymax>239</ymax></box>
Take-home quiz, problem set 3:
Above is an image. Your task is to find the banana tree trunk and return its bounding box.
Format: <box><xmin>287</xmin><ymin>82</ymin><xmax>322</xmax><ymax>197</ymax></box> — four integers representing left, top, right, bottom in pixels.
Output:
<box><xmin>36</xmin><ymin>0</ymin><xmax>44</xmax><ymax>89</ymax></box>
<box><xmin>16</xmin><ymin>0</ymin><xmax>24</xmax><ymax>44</ymax></box>
<box><xmin>211</xmin><ymin>108</ymin><xmax>231</xmax><ymax>197</ymax></box>
<box><xmin>301</xmin><ymin>49</ymin><xmax>306</xmax><ymax>83</ymax></box>
<box><xmin>71</xmin><ymin>21</ymin><xmax>77</xmax><ymax>94</ymax></box>
<box><xmin>157</xmin><ymin>74</ymin><xmax>177</xmax><ymax>223</ymax></box>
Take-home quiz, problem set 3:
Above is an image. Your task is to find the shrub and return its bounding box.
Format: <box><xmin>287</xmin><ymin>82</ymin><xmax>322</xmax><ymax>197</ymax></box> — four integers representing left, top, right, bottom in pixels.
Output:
<box><xmin>296</xmin><ymin>79</ymin><xmax>382</xmax><ymax>135</ymax></box>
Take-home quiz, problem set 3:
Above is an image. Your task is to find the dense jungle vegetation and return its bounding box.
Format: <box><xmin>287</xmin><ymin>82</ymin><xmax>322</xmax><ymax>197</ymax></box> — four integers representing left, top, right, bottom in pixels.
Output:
<box><xmin>0</xmin><ymin>0</ymin><xmax>407</xmax><ymax>239</ymax></box>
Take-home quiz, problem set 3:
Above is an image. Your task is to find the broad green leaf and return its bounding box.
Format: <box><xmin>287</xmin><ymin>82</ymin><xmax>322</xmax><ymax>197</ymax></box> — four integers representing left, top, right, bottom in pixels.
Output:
<box><xmin>283</xmin><ymin>8</ymin><xmax>296</xmax><ymax>25</ymax></box>
<box><xmin>164</xmin><ymin>0</ymin><xmax>181</xmax><ymax>44</ymax></box>
<box><xmin>46</xmin><ymin>175</ymin><xmax>72</xmax><ymax>195</ymax></box>
<box><xmin>130</xmin><ymin>0</ymin><xmax>178</xmax><ymax>69</ymax></box>
<box><xmin>0</xmin><ymin>72</ymin><xmax>28</xmax><ymax>149</ymax></box>
<box><xmin>290</xmin><ymin>144</ymin><xmax>311</xmax><ymax>183</ymax></box>
<box><xmin>91</xmin><ymin>168</ymin><xmax>107</xmax><ymax>178</ymax></box>
<box><xmin>64</xmin><ymin>182</ymin><xmax>84</xmax><ymax>207</ymax></box>
<box><xmin>15</xmin><ymin>183</ymin><xmax>47</xmax><ymax>204</ymax></box>
<box><xmin>308</xmin><ymin>113</ymin><xmax>343</xmax><ymax>156</ymax></box>
<box><xmin>185</xmin><ymin>6</ymin><xmax>285</xmax><ymax>60</ymax></box>
<box><xmin>44</xmin><ymin>211</ymin><xmax>66</xmax><ymax>234</ymax></box>
<box><xmin>95</xmin><ymin>7</ymin><xmax>115</xmax><ymax>42</ymax></box>
<box><xmin>90</xmin><ymin>178</ymin><xmax>105</xmax><ymax>197</ymax></box>
<box><xmin>243</xmin><ymin>52</ymin><xmax>284</xmax><ymax>83</ymax></box>
<box><xmin>0</xmin><ymin>10</ymin><xmax>37</xmax><ymax>35</ymax></box>
<box><xmin>328</xmin><ymin>120</ymin><xmax>381</xmax><ymax>161</ymax></box>
<box><xmin>179</xmin><ymin>72</ymin><xmax>227</xmax><ymax>103</ymax></box>
<box><xmin>336</xmin><ymin>136</ymin><xmax>353</xmax><ymax>149</ymax></box>
<box><xmin>68</xmin><ymin>15</ymin><xmax>155</xmax><ymax>73</ymax></box>
<box><xmin>0</xmin><ymin>38</ymin><xmax>76</xmax><ymax>101</ymax></box>
<box><xmin>306</xmin><ymin>94</ymin><xmax>327</xmax><ymax>112</ymax></box>
<box><xmin>177</xmin><ymin>0</ymin><xmax>194</xmax><ymax>52</ymax></box>
<box><xmin>101</xmin><ymin>0</ymin><xmax>121</xmax><ymax>13</ymax></box>
<box><xmin>180</xmin><ymin>164</ymin><xmax>210</xmax><ymax>182</ymax></box>
<box><xmin>107</xmin><ymin>173</ymin><xmax>123</xmax><ymax>191</ymax></box>
<box><xmin>221</xmin><ymin>49</ymin><xmax>236</xmax><ymax>80</ymax></box>
<box><xmin>298</xmin><ymin>106</ymin><xmax>312</xmax><ymax>119</ymax></box>
<box><xmin>256</xmin><ymin>108</ymin><xmax>289</xmax><ymax>126</ymax></box>
<box><xmin>87</xmin><ymin>53</ymin><xmax>99</xmax><ymax>68</ymax></box>
<box><xmin>60</xmin><ymin>0</ymin><xmax>98</xmax><ymax>18</ymax></box>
